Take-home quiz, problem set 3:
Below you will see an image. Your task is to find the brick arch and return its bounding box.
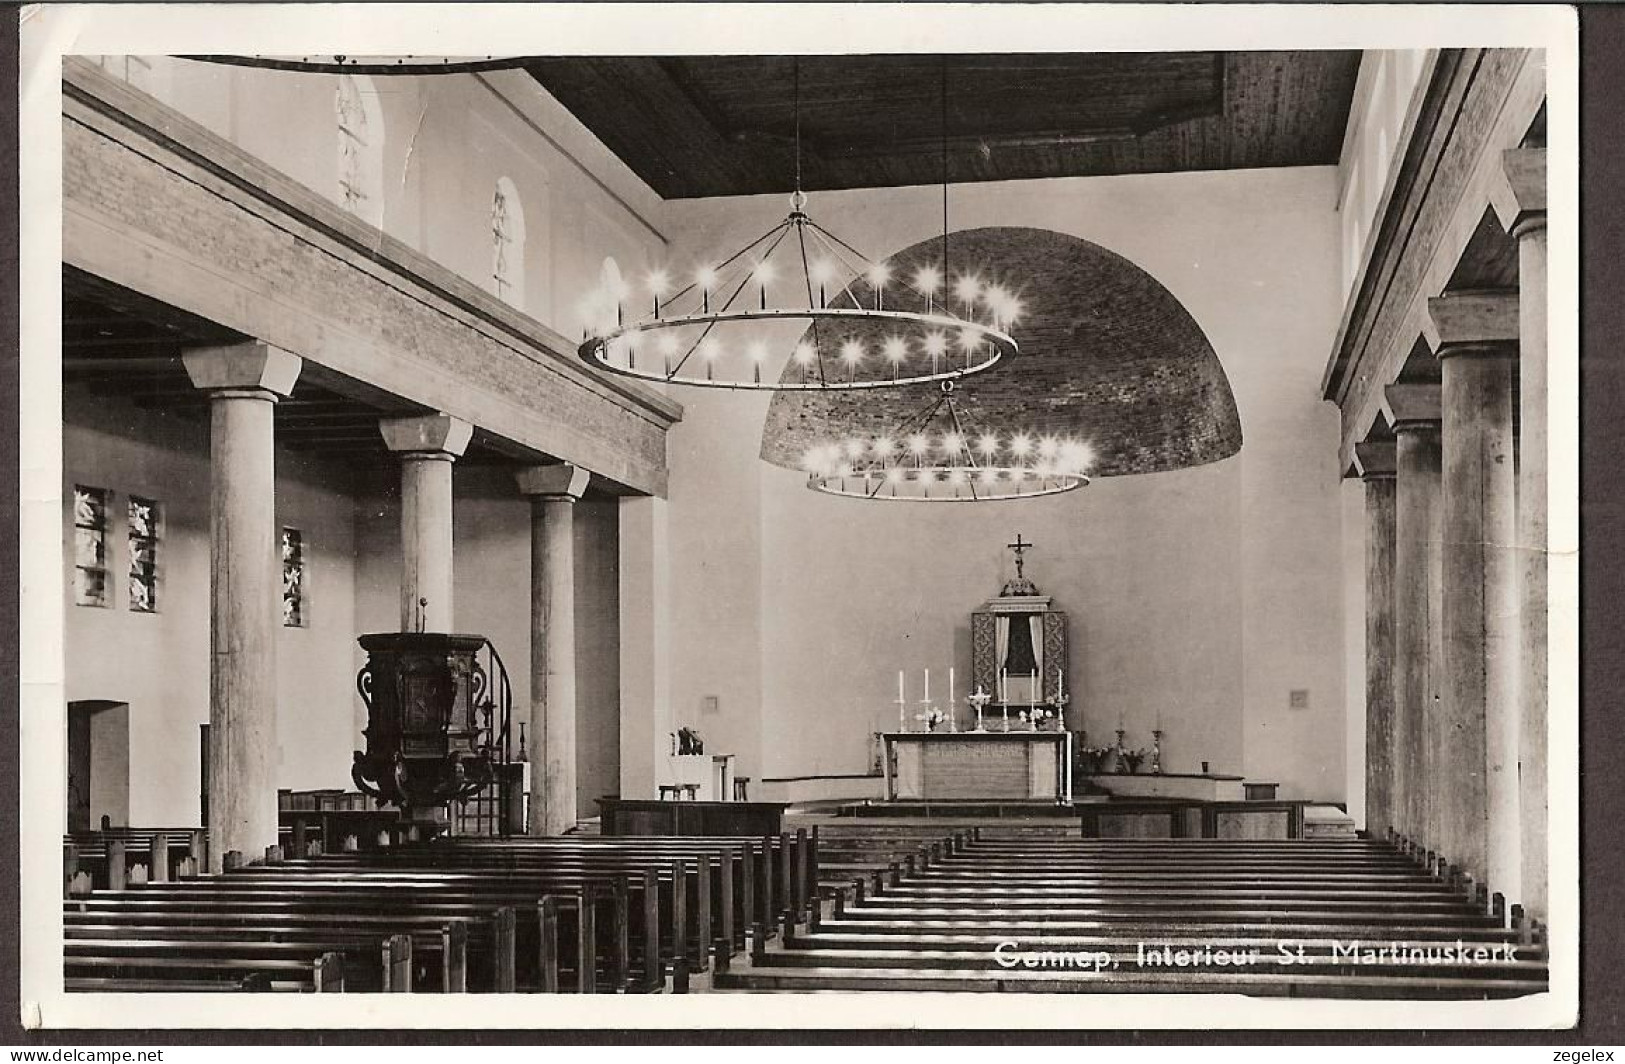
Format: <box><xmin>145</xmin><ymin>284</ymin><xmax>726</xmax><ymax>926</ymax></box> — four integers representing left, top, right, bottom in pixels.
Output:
<box><xmin>759</xmin><ymin>226</ymin><xmax>1241</xmax><ymax>476</ymax></box>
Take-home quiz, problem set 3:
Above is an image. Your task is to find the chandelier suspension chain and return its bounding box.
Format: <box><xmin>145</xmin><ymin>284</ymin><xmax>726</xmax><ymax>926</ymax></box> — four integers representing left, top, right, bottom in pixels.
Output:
<box><xmin>942</xmin><ymin>58</ymin><xmax>950</xmax><ymax>286</ymax></box>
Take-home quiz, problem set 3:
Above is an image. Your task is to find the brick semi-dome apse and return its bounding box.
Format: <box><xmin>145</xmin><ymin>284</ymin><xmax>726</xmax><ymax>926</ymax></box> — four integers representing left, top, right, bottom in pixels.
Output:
<box><xmin>759</xmin><ymin>227</ymin><xmax>1242</xmax><ymax>476</ymax></box>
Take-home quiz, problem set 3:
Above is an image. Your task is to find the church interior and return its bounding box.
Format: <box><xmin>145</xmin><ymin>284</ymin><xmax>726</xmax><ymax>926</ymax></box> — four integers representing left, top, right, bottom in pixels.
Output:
<box><xmin>43</xmin><ymin>41</ymin><xmax>1557</xmax><ymax>1004</ymax></box>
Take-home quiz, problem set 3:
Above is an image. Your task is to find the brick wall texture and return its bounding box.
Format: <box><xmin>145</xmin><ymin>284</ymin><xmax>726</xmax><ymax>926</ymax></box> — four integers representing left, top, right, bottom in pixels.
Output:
<box><xmin>759</xmin><ymin>226</ymin><xmax>1242</xmax><ymax>476</ymax></box>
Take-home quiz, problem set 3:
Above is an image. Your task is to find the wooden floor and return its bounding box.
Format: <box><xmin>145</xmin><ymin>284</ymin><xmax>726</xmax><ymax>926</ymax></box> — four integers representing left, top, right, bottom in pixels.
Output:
<box><xmin>716</xmin><ymin>821</ymin><xmax>1548</xmax><ymax>998</ymax></box>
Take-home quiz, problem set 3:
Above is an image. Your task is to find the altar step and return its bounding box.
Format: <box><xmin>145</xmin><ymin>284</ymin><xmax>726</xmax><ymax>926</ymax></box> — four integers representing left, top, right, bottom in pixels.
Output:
<box><xmin>838</xmin><ymin>800</ymin><xmax>1080</xmax><ymax>819</ymax></box>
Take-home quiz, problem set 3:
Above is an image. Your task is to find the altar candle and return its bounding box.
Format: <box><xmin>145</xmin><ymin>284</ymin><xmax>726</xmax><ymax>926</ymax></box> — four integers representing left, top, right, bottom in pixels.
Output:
<box><xmin>1058</xmin><ymin>668</ymin><xmax>1064</xmax><ymax>700</ymax></box>
<box><xmin>898</xmin><ymin>670</ymin><xmax>905</xmax><ymax>704</ymax></box>
<box><xmin>949</xmin><ymin>667</ymin><xmax>955</xmax><ymax>708</ymax></box>
<box><xmin>924</xmin><ymin>668</ymin><xmax>930</xmax><ymax>702</ymax></box>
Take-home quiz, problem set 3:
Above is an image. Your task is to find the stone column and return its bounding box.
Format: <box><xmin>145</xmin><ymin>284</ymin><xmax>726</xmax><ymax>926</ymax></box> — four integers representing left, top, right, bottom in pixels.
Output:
<box><xmin>1386</xmin><ymin>383</ymin><xmax>1442</xmax><ymax>850</ymax></box>
<box><xmin>379</xmin><ymin>415</ymin><xmax>472</xmax><ymax>633</ymax></box>
<box><xmin>1356</xmin><ymin>440</ymin><xmax>1398</xmax><ymax>840</ymax></box>
<box><xmin>1427</xmin><ymin>292</ymin><xmax>1519</xmax><ymax>893</ymax></box>
<box><xmin>515</xmin><ymin>464</ymin><xmax>591</xmax><ymax>835</ymax></box>
<box><xmin>182</xmin><ymin>342</ymin><xmax>302</xmax><ymax>872</ymax></box>
<box><xmin>1494</xmin><ymin>147</ymin><xmax>1548</xmax><ymax>922</ymax></box>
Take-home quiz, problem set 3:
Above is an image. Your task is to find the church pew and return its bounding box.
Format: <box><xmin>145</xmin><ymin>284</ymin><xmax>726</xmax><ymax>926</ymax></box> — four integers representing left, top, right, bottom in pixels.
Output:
<box><xmin>64</xmin><ymin>911</ymin><xmax>498</xmax><ymax>993</ymax></box>
<box><xmin>65</xmin><ymin>941</ymin><xmax>349</xmax><ymax>993</ymax></box>
<box><xmin>208</xmin><ymin>849</ymin><xmax>685</xmax><ymax>991</ymax></box>
<box><xmin>401</xmin><ymin>833</ymin><xmax>806</xmax><ymax>959</ymax></box>
<box><xmin>63</xmin><ymin>829</ymin><xmax>207</xmax><ymax>890</ymax></box>
<box><xmin>257</xmin><ymin>850</ymin><xmax>702</xmax><ymax>989</ymax></box>
<box><xmin>715</xmin><ymin>833</ymin><xmax>1545</xmax><ymax>998</ymax></box>
<box><xmin>73</xmin><ymin>879</ymin><xmax>605</xmax><ymax>993</ymax></box>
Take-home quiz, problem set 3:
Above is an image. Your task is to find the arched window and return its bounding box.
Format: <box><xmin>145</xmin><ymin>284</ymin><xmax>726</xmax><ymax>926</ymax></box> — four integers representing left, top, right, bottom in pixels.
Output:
<box><xmin>335</xmin><ymin>74</ymin><xmax>385</xmax><ymax>229</ymax></box>
<box><xmin>491</xmin><ymin>177</ymin><xmax>527</xmax><ymax>305</ymax></box>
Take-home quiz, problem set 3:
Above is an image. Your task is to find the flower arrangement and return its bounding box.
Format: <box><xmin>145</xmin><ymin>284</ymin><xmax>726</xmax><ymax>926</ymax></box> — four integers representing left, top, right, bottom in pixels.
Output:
<box><xmin>915</xmin><ymin>707</ymin><xmax>947</xmax><ymax>732</ymax></box>
<box><xmin>1120</xmin><ymin>748</ymin><xmax>1148</xmax><ymax>774</ymax></box>
<box><xmin>1078</xmin><ymin>746</ymin><xmax>1116</xmax><ymax>774</ymax></box>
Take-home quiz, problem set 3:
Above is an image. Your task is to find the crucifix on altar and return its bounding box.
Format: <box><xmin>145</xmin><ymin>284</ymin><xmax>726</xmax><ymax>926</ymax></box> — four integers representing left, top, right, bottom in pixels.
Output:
<box><xmin>970</xmin><ymin>533</ymin><xmax>1070</xmax><ymax>720</ymax></box>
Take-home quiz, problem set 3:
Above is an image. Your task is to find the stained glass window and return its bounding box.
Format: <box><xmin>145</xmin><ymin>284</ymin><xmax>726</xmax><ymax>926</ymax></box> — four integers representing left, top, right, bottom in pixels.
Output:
<box><xmin>127</xmin><ymin>496</ymin><xmax>159</xmax><ymax>612</ymax></box>
<box><xmin>282</xmin><ymin>528</ymin><xmax>306</xmax><ymax>627</ymax></box>
<box><xmin>335</xmin><ymin>75</ymin><xmax>384</xmax><ymax>229</ymax></box>
<box><xmin>72</xmin><ymin>486</ymin><xmax>110</xmax><ymax>607</ymax></box>
<box><xmin>491</xmin><ymin>177</ymin><xmax>525</xmax><ymax>304</ymax></box>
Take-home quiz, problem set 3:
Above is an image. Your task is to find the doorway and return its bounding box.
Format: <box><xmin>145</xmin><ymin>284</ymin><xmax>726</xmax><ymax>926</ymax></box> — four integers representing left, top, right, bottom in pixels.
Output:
<box><xmin>66</xmin><ymin>700</ymin><xmax>130</xmax><ymax>832</ymax></box>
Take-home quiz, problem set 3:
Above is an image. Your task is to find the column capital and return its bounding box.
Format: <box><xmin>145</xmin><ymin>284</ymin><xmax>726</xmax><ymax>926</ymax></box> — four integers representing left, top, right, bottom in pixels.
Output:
<box><xmin>1490</xmin><ymin>148</ymin><xmax>1546</xmax><ymax>238</ymax></box>
<box><xmin>515</xmin><ymin>464</ymin><xmax>591</xmax><ymax>500</ymax></box>
<box><xmin>1425</xmin><ymin>292</ymin><xmax>1519</xmax><ymax>359</ymax></box>
<box><xmin>1384</xmin><ymin>383</ymin><xmax>1442</xmax><ymax>432</ymax></box>
<box><xmin>182</xmin><ymin>341</ymin><xmax>301</xmax><ymax>399</ymax></box>
<box><xmin>379</xmin><ymin>414</ymin><xmax>473</xmax><ymax>458</ymax></box>
<box><xmin>1355</xmin><ymin>441</ymin><xmax>1397</xmax><ymax>481</ymax></box>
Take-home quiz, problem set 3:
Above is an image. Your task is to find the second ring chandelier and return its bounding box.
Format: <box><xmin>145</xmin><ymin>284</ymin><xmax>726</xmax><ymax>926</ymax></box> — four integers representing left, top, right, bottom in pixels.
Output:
<box><xmin>577</xmin><ymin>60</ymin><xmax>1023</xmax><ymax>391</ymax></box>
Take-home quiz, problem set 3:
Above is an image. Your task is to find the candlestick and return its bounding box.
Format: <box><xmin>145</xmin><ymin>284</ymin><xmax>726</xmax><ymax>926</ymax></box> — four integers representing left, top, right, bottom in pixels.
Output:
<box><xmin>1151</xmin><ymin>730</ymin><xmax>1164</xmax><ymax>774</ymax></box>
<box><xmin>969</xmin><ymin>686</ymin><xmax>990</xmax><ymax>733</ymax></box>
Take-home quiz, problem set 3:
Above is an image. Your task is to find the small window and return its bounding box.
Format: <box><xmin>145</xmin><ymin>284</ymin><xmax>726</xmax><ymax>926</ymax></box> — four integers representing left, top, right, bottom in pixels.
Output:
<box><xmin>72</xmin><ymin>486</ymin><xmax>111</xmax><ymax>608</ymax></box>
<box><xmin>127</xmin><ymin>495</ymin><xmax>160</xmax><ymax>613</ymax></box>
<box><xmin>282</xmin><ymin>528</ymin><xmax>306</xmax><ymax>627</ymax></box>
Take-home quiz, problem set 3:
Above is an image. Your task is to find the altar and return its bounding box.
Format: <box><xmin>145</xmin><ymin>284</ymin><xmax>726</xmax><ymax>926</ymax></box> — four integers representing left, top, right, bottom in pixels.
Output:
<box><xmin>883</xmin><ymin>731</ymin><xmax>1073</xmax><ymax>803</ymax></box>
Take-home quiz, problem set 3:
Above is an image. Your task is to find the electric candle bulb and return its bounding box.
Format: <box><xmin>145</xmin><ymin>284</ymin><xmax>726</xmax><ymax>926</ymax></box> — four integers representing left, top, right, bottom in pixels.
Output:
<box><xmin>753</xmin><ymin>260</ymin><xmax>776</xmax><ymax>284</ymax></box>
<box><xmin>941</xmin><ymin>432</ymin><xmax>965</xmax><ymax>455</ymax></box>
<box><xmin>793</xmin><ymin>342</ymin><xmax>816</xmax><ymax>366</ymax></box>
<box><xmin>700</xmin><ymin>338</ymin><xmax>722</xmax><ymax>361</ymax></box>
<box><xmin>647</xmin><ymin>269</ymin><xmax>670</xmax><ymax>296</ymax></box>
<box><xmin>867</xmin><ymin>262</ymin><xmax>891</xmax><ymax>289</ymax></box>
<box><xmin>978</xmin><ymin>433</ymin><xmax>1001</xmax><ymax>457</ymax></box>
<box><xmin>696</xmin><ymin>267</ymin><xmax>718</xmax><ymax>291</ymax></box>
<box><xmin>886</xmin><ymin>467</ymin><xmax>906</xmax><ymax>484</ymax></box>
<box><xmin>882</xmin><ymin>337</ymin><xmax>907</xmax><ymax>363</ymax></box>
<box><xmin>1039</xmin><ymin>436</ymin><xmax>1060</xmax><ymax>459</ymax></box>
<box><xmin>840</xmin><ymin>340</ymin><xmax>864</xmax><ymax>366</ymax></box>
<box><xmin>873</xmin><ymin>437</ymin><xmax>897</xmax><ymax>459</ymax></box>
<box><xmin>914</xmin><ymin>265</ymin><xmax>942</xmax><ymax>294</ymax></box>
<box><xmin>954</xmin><ymin>274</ymin><xmax>982</xmax><ymax>304</ymax></box>
<box><xmin>957</xmin><ymin>327</ymin><xmax>979</xmax><ymax>351</ymax></box>
<box><xmin>747</xmin><ymin>342</ymin><xmax>768</xmax><ymax>363</ymax></box>
<box><xmin>658</xmin><ymin>333</ymin><xmax>679</xmax><ymax>356</ymax></box>
<box><xmin>844</xmin><ymin>439</ymin><xmax>866</xmax><ymax>459</ymax></box>
<box><xmin>1009</xmin><ymin>433</ymin><xmax>1033</xmax><ymax>458</ymax></box>
<box><xmin>923</xmin><ymin>332</ymin><xmax>948</xmax><ymax>358</ymax></box>
<box><xmin>907</xmin><ymin>433</ymin><xmax>930</xmax><ymax>456</ymax></box>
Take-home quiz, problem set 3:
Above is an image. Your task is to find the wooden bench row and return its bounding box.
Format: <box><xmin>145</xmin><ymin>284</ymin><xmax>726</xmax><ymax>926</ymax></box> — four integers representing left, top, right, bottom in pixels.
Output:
<box><xmin>63</xmin><ymin>830</ymin><xmax>831</xmax><ymax>994</ymax></box>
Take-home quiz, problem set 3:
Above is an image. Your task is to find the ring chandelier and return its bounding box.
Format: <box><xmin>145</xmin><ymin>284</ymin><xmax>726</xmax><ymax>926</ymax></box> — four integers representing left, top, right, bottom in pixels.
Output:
<box><xmin>577</xmin><ymin>57</ymin><xmax>1024</xmax><ymax>392</ymax></box>
<box><xmin>803</xmin><ymin>381</ymin><xmax>1092</xmax><ymax>502</ymax></box>
<box><xmin>576</xmin><ymin>191</ymin><xmax>1020</xmax><ymax>392</ymax></box>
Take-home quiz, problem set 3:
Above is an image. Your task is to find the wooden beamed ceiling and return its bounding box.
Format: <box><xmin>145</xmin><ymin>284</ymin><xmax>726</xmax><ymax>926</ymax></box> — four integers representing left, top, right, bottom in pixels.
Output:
<box><xmin>526</xmin><ymin>51</ymin><xmax>1362</xmax><ymax>199</ymax></box>
<box><xmin>61</xmin><ymin>269</ymin><xmax>522</xmax><ymax>465</ymax></box>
